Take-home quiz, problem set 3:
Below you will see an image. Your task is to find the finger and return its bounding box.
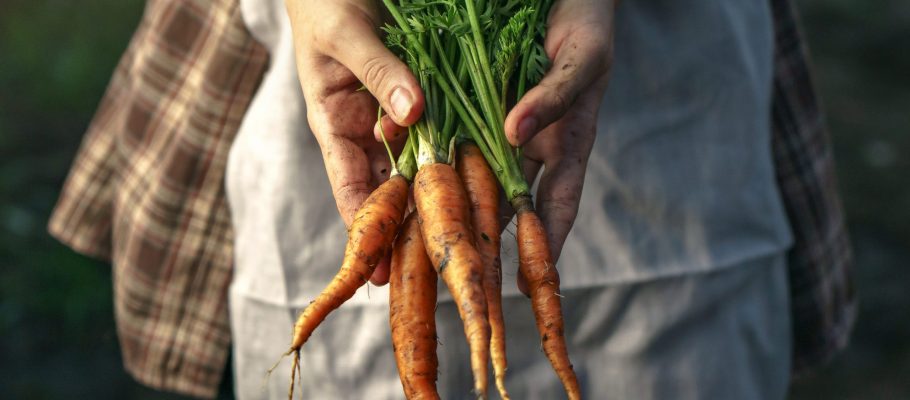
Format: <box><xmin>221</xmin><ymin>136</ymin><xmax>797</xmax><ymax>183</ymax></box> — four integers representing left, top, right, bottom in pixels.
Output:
<box><xmin>504</xmin><ymin>30</ymin><xmax>612</xmax><ymax>146</ymax></box>
<box><xmin>535</xmin><ymin>152</ymin><xmax>589</xmax><ymax>263</ymax></box>
<box><xmin>528</xmin><ymin>74</ymin><xmax>605</xmax><ymax>262</ymax></box>
<box><xmin>367</xmin><ymin>143</ymin><xmax>395</xmax><ymax>185</ymax></box>
<box><xmin>318</xmin><ymin>134</ymin><xmax>375</xmax><ymax>228</ymax></box>
<box><xmin>322</xmin><ymin>12</ymin><xmax>425</xmax><ymax>126</ymax></box>
<box><xmin>373</xmin><ymin>115</ymin><xmax>407</xmax><ymax>142</ymax></box>
<box><xmin>369</xmin><ymin>254</ymin><xmax>391</xmax><ymax>286</ymax></box>
<box><xmin>521</xmin><ymin>156</ymin><xmax>543</xmax><ymax>189</ymax></box>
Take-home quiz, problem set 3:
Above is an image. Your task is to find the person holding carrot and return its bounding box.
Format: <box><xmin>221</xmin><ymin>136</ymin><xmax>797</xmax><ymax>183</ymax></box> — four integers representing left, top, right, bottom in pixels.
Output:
<box><xmin>227</xmin><ymin>0</ymin><xmax>794</xmax><ymax>398</ymax></box>
<box><xmin>49</xmin><ymin>0</ymin><xmax>855</xmax><ymax>398</ymax></box>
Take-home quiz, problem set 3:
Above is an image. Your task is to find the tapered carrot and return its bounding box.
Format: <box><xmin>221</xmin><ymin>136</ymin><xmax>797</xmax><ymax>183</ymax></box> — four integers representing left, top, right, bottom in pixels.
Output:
<box><xmin>512</xmin><ymin>195</ymin><xmax>581</xmax><ymax>400</ymax></box>
<box><xmin>414</xmin><ymin>162</ymin><xmax>491</xmax><ymax>398</ymax></box>
<box><xmin>457</xmin><ymin>142</ymin><xmax>509</xmax><ymax>399</ymax></box>
<box><xmin>284</xmin><ymin>174</ymin><xmax>409</xmax><ymax>398</ymax></box>
<box><xmin>381</xmin><ymin>1</ymin><xmax>577</xmax><ymax>396</ymax></box>
<box><xmin>390</xmin><ymin>213</ymin><xmax>440</xmax><ymax>400</ymax></box>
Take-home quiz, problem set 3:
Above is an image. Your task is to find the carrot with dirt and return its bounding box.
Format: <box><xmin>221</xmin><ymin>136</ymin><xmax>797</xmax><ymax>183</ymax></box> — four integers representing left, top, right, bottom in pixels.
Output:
<box><xmin>384</xmin><ymin>0</ymin><xmax>581</xmax><ymax>398</ymax></box>
<box><xmin>286</xmin><ymin>174</ymin><xmax>408</xmax><ymax>352</ymax></box>
<box><xmin>457</xmin><ymin>141</ymin><xmax>509</xmax><ymax>400</ymax></box>
<box><xmin>282</xmin><ymin>132</ymin><xmax>416</xmax><ymax>399</ymax></box>
<box><xmin>512</xmin><ymin>195</ymin><xmax>580</xmax><ymax>398</ymax></box>
<box><xmin>390</xmin><ymin>212</ymin><xmax>440</xmax><ymax>400</ymax></box>
<box><xmin>383</xmin><ymin>7</ymin><xmax>493</xmax><ymax>396</ymax></box>
<box><xmin>413</xmin><ymin>161</ymin><xmax>491</xmax><ymax>397</ymax></box>
<box><xmin>454</xmin><ymin>2</ymin><xmax>581</xmax><ymax>397</ymax></box>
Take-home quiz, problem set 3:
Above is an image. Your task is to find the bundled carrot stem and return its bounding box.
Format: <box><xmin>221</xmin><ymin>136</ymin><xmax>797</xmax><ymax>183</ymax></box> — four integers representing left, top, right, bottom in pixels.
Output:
<box><xmin>390</xmin><ymin>213</ymin><xmax>440</xmax><ymax>400</ymax></box>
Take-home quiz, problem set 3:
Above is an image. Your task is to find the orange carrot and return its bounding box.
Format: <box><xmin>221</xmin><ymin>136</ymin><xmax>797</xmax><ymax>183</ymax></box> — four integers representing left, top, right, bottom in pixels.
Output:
<box><xmin>390</xmin><ymin>213</ymin><xmax>440</xmax><ymax>400</ymax></box>
<box><xmin>285</xmin><ymin>174</ymin><xmax>409</xmax><ymax>397</ymax></box>
<box><xmin>457</xmin><ymin>142</ymin><xmax>509</xmax><ymax>399</ymax></box>
<box><xmin>413</xmin><ymin>162</ymin><xmax>491</xmax><ymax>398</ymax></box>
<box><xmin>513</xmin><ymin>195</ymin><xmax>581</xmax><ymax>400</ymax></box>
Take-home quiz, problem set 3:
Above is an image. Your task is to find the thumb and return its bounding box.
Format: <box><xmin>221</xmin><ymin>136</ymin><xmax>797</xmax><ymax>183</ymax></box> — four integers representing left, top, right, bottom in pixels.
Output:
<box><xmin>327</xmin><ymin>16</ymin><xmax>424</xmax><ymax>126</ymax></box>
<box><xmin>504</xmin><ymin>32</ymin><xmax>612</xmax><ymax>146</ymax></box>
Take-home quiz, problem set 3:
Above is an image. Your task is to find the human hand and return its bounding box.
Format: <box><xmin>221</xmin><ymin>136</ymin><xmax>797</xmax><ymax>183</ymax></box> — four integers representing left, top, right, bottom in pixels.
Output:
<box><xmin>285</xmin><ymin>0</ymin><xmax>424</xmax><ymax>285</ymax></box>
<box><xmin>502</xmin><ymin>0</ymin><xmax>616</xmax><ymax>294</ymax></box>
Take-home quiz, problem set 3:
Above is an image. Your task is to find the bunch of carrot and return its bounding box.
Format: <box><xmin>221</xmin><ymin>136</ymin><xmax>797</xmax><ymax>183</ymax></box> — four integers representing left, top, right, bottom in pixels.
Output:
<box><xmin>281</xmin><ymin>1</ymin><xmax>581</xmax><ymax>399</ymax></box>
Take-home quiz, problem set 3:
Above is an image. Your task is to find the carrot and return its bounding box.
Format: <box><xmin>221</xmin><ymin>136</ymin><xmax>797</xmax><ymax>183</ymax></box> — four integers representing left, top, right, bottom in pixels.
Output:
<box><xmin>457</xmin><ymin>142</ymin><xmax>509</xmax><ymax>399</ymax></box>
<box><xmin>284</xmin><ymin>174</ymin><xmax>409</xmax><ymax>397</ymax></box>
<box><xmin>413</xmin><ymin>162</ymin><xmax>491</xmax><ymax>398</ymax></box>
<box><xmin>390</xmin><ymin>212</ymin><xmax>440</xmax><ymax>400</ymax></box>
<box><xmin>382</xmin><ymin>1</ymin><xmax>580</xmax><ymax>396</ymax></box>
<box><xmin>512</xmin><ymin>195</ymin><xmax>581</xmax><ymax>400</ymax></box>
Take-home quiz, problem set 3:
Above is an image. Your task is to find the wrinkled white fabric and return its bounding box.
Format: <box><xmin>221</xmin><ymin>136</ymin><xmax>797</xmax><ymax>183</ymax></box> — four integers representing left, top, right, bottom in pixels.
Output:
<box><xmin>227</xmin><ymin>0</ymin><xmax>793</xmax><ymax>398</ymax></box>
<box><xmin>231</xmin><ymin>254</ymin><xmax>791</xmax><ymax>399</ymax></box>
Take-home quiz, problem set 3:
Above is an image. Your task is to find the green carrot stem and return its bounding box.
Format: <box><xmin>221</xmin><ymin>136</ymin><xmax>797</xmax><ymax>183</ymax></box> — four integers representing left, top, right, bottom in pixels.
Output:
<box><xmin>465</xmin><ymin>0</ymin><xmax>505</xmax><ymax>126</ymax></box>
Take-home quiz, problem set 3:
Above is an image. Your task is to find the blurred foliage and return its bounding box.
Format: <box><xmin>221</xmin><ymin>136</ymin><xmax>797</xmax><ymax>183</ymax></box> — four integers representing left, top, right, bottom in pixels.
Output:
<box><xmin>801</xmin><ymin>0</ymin><xmax>910</xmax><ymax>242</ymax></box>
<box><xmin>787</xmin><ymin>0</ymin><xmax>910</xmax><ymax>398</ymax></box>
<box><xmin>0</xmin><ymin>0</ymin><xmax>907</xmax><ymax>398</ymax></box>
<box><xmin>0</xmin><ymin>0</ymin><xmax>158</xmax><ymax>398</ymax></box>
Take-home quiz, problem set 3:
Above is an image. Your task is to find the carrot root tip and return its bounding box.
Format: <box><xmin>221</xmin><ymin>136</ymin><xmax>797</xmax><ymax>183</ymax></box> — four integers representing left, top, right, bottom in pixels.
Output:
<box><xmin>287</xmin><ymin>350</ymin><xmax>300</xmax><ymax>400</ymax></box>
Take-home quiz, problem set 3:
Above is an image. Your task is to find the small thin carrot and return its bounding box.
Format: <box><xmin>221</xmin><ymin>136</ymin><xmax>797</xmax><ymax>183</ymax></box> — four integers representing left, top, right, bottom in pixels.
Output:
<box><xmin>285</xmin><ymin>174</ymin><xmax>409</xmax><ymax>398</ymax></box>
<box><xmin>390</xmin><ymin>212</ymin><xmax>440</xmax><ymax>400</ymax></box>
<box><xmin>512</xmin><ymin>195</ymin><xmax>581</xmax><ymax>400</ymax></box>
<box><xmin>457</xmin><ymin>142</ymin><xmax>509</xmax><ymax>400</ymax></box>
<box><xmin>414</xmin><ymin>162</ymin><xmax>491</xmax><ymax>398</ymax></box>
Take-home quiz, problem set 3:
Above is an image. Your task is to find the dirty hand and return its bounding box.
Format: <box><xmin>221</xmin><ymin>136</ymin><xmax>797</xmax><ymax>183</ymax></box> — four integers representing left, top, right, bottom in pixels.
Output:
<box><xmin>504</xmin><ymin>0</ymin><xmax>616</xmax><ymax>294</ymax></box>
<box><xmin>285</xmin><ymin>0</ymin><xmax>423</xmax><ymax>285</ymax></box>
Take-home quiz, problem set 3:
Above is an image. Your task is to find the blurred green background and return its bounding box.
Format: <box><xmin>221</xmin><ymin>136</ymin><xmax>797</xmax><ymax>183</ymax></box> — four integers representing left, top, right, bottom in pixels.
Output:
<box><xmin>0</xmin><ymin>0</ymin><xmax>907</xmax><ymax>398</ymax></box>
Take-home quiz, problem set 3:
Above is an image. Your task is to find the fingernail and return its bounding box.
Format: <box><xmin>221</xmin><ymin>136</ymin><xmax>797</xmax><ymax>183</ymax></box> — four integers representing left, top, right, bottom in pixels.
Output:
<box><xmin>390</xmin><ymin>87</ymin><xmax>413</xmax><ymax>121</ymax></box>
<box><xmin>517</xmin><ymin>116</ymin><xmax>538</xmax><ymax>143</ymax></box>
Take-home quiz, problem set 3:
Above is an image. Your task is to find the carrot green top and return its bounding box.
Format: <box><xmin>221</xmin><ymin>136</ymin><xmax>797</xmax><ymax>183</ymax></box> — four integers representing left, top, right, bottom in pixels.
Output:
<box><xmin>382</xmin><ymin>0</ymin><xmax>552</xmax><ymax>200</ymax></box>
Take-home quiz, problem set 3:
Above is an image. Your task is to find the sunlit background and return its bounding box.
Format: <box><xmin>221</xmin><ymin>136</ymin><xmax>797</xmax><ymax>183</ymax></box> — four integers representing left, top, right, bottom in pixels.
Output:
<box><xmin>1</xmin><ymin>0</ymin><xmax>907</xmax><ymax>398</ymax></box>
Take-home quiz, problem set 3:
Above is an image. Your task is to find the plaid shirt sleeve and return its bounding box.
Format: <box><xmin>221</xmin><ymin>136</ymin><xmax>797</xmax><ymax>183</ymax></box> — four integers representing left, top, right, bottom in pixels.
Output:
<box><xmin>769</xmin><ymin>0</ymin><xmax>857</xmax><ymax>374</ymax></box>
<box><xmin>48</xmin><ymin>0</ymin><xmax>854</xmax><ymax>396</ymax></box>
<box><xmin>47</xmin><ymin>0</ymin><xmax>268</xmax><ymax>397</ymax></box>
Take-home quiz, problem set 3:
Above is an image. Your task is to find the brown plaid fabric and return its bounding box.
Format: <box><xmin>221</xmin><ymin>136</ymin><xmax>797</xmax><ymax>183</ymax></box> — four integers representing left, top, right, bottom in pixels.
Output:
<box><xmin>49</xmin><ymin>0</ymin><xmax>853</xmax><ymax>396</ymax></box>
<box><xmin>48</xmin><ymin>0</ymin><xmax>268</xmax><ymax>397</ymax></box>
<box><xmin>769</xmin><ymin>0</ymin><xmax>856</xmax><ymax>375</ymax></box>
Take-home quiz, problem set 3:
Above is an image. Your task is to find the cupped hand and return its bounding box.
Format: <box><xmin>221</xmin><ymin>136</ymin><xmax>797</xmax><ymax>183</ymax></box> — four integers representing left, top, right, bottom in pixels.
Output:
<box><xmin>285</xmin><ymin>0</ymin><xmax>424</xmax><ymax>285</ymax></box>
<box><xmin>503</xmin><ymin>0</ymin><xmax>616</xmax><ymax>294</ymax></box>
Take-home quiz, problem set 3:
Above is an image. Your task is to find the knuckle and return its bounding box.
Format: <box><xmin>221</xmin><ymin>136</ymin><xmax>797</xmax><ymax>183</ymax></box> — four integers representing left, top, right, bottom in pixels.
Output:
<box><xmin>541</xmin><ymin>197</ymin><xmax>580</xmax><ymax>228</ymax></box>
<box><xmin>538</xmin><ymin>78</ymin><xmax>578</xmax><ymax>119</ymax></box>
<box><xmin>548</xmin><ymin>190</ymin><xmax>581</xmax><ymax>212</ymax></box>
<box><xmin>545</xmin><ymin>86</ymin><xmax>572</xmax><ymax>118</ymax></box>
<box><xmin>334</xmin><ymin>180</ymin><xmax>371</xmax><ymax>207</ymax></box>
<box><xmin>542</xmin><ymin>197</ymin><xmax>580</xmax><ymax>226</ymax></box>
<box><xmin>361</xmin><ymin>56</ymin><xmax>393</xmax><ymax>95</ymax></box>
